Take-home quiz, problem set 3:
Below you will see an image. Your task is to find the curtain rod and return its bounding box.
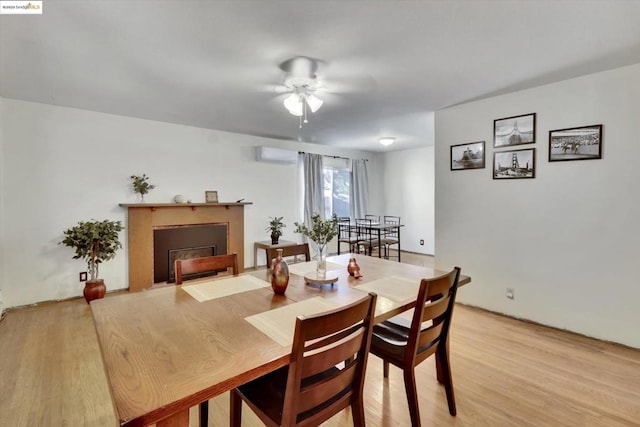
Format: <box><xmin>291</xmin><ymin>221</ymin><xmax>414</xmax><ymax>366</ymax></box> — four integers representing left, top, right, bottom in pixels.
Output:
<box><xmin>297</xmin><ymin>151</ymin><xmax>368</xmax><ymax>162</ymax></box>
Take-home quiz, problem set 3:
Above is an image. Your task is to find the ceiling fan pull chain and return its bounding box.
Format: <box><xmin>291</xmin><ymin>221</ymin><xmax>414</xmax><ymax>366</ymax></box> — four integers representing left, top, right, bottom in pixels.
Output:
<box><xmin>303</xmin><ymin>99</ymin><xmax>308</xmax><ymax>124</ymax></box>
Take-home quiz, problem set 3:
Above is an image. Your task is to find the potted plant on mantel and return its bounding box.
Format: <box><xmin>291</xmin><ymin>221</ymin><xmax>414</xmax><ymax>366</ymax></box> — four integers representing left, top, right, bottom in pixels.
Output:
<box><xmin>130</xmin><ymin>173</ymin><xmax>155</xmax><ymax>202</ymax></box>
<box><xmin>266</xmin><ymin>216</ymin><xmax>286</xmax><ymax>244</ymax></box>
<box><xmin>294</xmin><ymin>214</ymin><xmax>338</xmax><ymax>278</ymax></box>
<box><xmin>60</xmin><ymin>219</ymin><xmax>124</xmax><ymax>303</ymax></box>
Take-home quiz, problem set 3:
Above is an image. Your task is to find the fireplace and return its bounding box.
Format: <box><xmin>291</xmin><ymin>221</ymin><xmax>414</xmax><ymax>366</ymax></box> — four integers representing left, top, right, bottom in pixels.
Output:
<box><xmin>153</xmin><ymin>223</ymin><xmax>227</xmax><ymax>284</ymax></box>
<box><xmin>120</xmin><ymin>202</ymin><xmax>249</xmax><ymax>291</ymax></box>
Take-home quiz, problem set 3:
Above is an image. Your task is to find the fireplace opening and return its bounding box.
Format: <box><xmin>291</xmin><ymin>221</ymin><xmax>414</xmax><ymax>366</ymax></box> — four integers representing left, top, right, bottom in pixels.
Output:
<box><xmin>153</xmin><ymin>223</ymin><xmax>228</xmax><ymax>284</ymax></box>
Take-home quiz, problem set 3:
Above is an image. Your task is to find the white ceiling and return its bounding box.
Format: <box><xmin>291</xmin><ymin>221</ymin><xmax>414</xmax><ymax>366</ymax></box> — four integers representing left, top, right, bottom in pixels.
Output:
<box><xmin>2</xmin><ymin>1</ymin><xmax>640</xmax><ymax>152</ymax></box>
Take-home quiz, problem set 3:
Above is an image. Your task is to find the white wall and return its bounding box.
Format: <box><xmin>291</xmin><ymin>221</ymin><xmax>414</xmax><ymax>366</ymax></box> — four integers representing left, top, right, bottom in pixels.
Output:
<box><xmin>381</xmin><ymin>146</ymin><xmax>435</xmax><ymax>254</ymax></box>
<box><xmin>435</xmin><ymin>63</ymin><xmax>640</xmax><ymax>348</ymax></box>
<box><xmin>0</xmin><ymin>98</ymin><xmax>379</xmax><ymax>308</ymax></box>
<box><xmin>0</xmin><ymin>98</ymin><xmax>4</xmax><ymax>315</ymax></box>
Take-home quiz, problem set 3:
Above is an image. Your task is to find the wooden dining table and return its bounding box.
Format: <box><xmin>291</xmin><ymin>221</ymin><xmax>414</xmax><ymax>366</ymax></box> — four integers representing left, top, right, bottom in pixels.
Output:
<box><xmin>91</xmin><ymin>253</ymin><xmax>471</xmax><ymax>427</ymax></box>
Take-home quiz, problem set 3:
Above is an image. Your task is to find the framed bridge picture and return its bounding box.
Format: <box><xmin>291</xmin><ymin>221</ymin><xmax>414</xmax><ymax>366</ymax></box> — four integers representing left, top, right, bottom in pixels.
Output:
<box><xmin>493</xmin><ymin>148</ymin><xmax>535</xmax><ymax>179</ymax></box>
<box><xmin>549</xmin><ymin>124</ymin><xmax>603</xmax><ymax>162</ymax></box>
<box><xmin>494</xmin><ymin>113</ymin><xmax>536</xmax><ymax>148</ymax></box>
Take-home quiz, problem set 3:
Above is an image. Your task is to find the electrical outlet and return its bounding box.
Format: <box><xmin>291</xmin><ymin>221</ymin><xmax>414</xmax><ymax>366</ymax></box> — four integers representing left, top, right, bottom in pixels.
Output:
<box><xmin>419</xmin><ymin>239</ymin><xmax>424</xmax><ymax>246</ymax></box>
<box><xmin>79</xmin><ymin>272</ymin><xmax>88</xmax><ymax>282</ymax></box>
<box><xmin>506</xmin><ymin>288</ymin><xmax>515</xmax><ymax>300</ymax></box>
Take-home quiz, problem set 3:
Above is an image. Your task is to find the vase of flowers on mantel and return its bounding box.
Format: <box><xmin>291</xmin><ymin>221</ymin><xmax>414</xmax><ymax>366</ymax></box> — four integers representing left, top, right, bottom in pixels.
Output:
<box><xmin>130</xmin><ymin>173</ymin><xmax>155</xmax><ymax>203</ymax></box>
<box><xmin>294</xmin><ymin>214</ymin><xmax>338</xmax><ymax>279</ymax></box>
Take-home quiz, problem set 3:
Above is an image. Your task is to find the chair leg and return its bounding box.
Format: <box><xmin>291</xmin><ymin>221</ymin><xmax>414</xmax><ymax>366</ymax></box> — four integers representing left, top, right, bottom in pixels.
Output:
<box><xmin>437</xmin><ymin>347</ymin><xmax>457</xmax><ymax>416</ymax></box>
<box><xmin>351</xmin><ymin>397</ymin><xmax>366</xmax><ymax>426</ymax></box>
<box><xmin>403</xmin><ymin>368</ymin><xmax>421</xmax><ymax>427</ymax></box>
<box><xmin>230</xmin><ymin>390</ymin><xmax>242</xmax><ymax>427</ymax></box>
<box><xmin>383</xmin><ymin>360</ymin><xmax>389</xmax><ymax>378</ymax></box>
<box><xmin>199</xmin><ymin>400</ymin><xmax>209</xmax><ymax>427</ymax></box>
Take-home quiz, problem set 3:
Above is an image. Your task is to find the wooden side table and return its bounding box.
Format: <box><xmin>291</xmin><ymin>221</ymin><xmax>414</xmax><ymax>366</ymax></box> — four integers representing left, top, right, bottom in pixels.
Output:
<box><xmin>254</xmin><ymin>240</ymin><xmax>298</xmax><ymax>268</ymax></box>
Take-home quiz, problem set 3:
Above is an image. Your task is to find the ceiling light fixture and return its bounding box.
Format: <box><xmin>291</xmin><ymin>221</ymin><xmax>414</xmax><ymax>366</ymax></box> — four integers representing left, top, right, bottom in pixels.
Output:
<box><xmin>283</xmin><ymin>76</ymin><xmax>323</xmax><ymax>128</ymax></box>
<box><xmin>379</xmin><ymin>137</ymin><xmax>396</xmax><ymax>146</ymax></box>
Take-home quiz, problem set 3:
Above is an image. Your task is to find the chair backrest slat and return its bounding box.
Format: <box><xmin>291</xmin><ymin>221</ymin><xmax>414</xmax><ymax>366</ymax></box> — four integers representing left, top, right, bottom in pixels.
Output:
<box><xmin>280</xmin><ymin>293</ymin><xmax>377</xmax><ymax>425</ymax></box>
<box><xmin>421</xmin><ymin>294</ymin><xmax>450</xmax><ymax>322</ymax></box>
<box><xmin>417</xmin><ymin>321</ymin><xmax>445</xmax><ymax>349</ymax></box>
<box><xmin>174</xmin><ymin>253</ymin><xmax>239</xmax><ymax>285</ymax></box>
<box><xmin>301</xmin><ymin>329</ymin><xmax>364</xmax><ymax>378</ymax></box>
<box><xmin>266</xmin><ymin>243</ymin><xmax>311</xmax><ymax>268</ymax></box>
<box><xmin>297</xmin><ymin>361</ymin><xmax>357</xmax><ymax>414</ymax></box>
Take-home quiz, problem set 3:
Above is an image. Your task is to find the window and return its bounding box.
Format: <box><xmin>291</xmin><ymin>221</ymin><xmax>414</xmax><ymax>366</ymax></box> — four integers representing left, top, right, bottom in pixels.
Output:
<box><xmin>323</xmin><ymin>166</ymin><xmax>351</xmax><ymax>218</ymax></box>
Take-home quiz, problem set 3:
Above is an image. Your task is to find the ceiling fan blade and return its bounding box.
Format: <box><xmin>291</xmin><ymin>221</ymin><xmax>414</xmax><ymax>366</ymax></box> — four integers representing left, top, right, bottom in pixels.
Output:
<box><xmin>319</xmin><ymin>73</ymin><xmax>378</xmax><ymax>94</ymax></box>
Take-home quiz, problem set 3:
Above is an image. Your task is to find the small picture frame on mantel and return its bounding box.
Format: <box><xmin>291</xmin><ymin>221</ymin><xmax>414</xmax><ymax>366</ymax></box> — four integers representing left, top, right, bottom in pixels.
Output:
<box><xmin>205</xmin><ymin>191</ymin><xmax>219</xmax><ymax>203</ymax></box>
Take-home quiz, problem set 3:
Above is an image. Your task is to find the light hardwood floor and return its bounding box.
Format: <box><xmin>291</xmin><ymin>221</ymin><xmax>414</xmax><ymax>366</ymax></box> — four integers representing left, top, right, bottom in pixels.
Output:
<box><xmin>1</xmin><ymin>253</ymin><xmax>639</xmax><ymax>426</ymax></box>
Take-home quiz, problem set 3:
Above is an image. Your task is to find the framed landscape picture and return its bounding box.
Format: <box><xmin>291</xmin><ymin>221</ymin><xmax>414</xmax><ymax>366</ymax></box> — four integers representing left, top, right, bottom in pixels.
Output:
<box><xmin>493</xmin><ymin>148</ymin><xmax>535</xmax><ymax>179</ymax></box>
<box><xmin>548</xmin><ymin>124</ymin><xmax>603</xmax><ymax>162</ymax></box>
<box><xmin>494</xmin><ymin>113</ymin><xmax>536</xmax><ymax>147</ymax></box>
<box><xmin>450</xmin><ymin>141</ymin><xmax>485</xmax><ymax>171</ymax></box>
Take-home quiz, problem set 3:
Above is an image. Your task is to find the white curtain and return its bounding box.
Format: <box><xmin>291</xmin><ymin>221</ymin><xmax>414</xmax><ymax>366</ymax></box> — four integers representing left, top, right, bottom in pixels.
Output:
<box><xmin>302</xmin><ymin>153</ymin><xmax>325</xmax><ymax>226</ymax></box>
<box><xmin>350</xmin><ymin>159</ymin><xmax>369</xmax><ymax>219</ymax></box>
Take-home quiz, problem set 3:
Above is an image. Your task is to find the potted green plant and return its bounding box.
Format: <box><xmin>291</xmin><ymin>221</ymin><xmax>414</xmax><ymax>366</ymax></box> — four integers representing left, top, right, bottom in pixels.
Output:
<box><xmin>60</xmin><ymin>219</ymin><xmax>124</xmax><ymax>303</ymax></box>
<box><xmin>130</xmin><ymin>173</ymin><xmax>155</xmax><ymax>202</ymax></box>
<box><xmin>294</xmin><ymin>214</ymin><xmax>338</xmax><ymax>278</ymax></box>
<box><xmin>266</xmin><ymin>216</ymin><xmax>286</xmax><ymax>244</ymax></box>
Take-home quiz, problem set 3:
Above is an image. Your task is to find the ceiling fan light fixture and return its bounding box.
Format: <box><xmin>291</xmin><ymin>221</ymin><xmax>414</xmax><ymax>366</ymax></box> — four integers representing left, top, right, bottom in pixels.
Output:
<box><xmin>379</xmin><ymin>137</ymin><xmax>396</xmax><ymax>146</ymax></box>
<box><xmin>284</xmin><ymin>93</ymin><xmax>303</xmax><ymax>116</ymax></box>
<box><xmin>305</xmin><ymin>93</ymin><xmax>323</xmax><ymax>113</ymax></box>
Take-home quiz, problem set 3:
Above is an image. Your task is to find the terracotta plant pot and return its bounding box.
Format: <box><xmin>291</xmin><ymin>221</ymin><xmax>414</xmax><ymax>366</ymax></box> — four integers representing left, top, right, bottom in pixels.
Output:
<box><xmin>84</xmin><ymin>279</ymin><xmax>106</xmax><ymax>304</ymax></box>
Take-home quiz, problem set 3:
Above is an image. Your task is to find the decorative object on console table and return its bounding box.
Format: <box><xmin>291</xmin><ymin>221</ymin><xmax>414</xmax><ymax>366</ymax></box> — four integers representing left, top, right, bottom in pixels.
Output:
<box><xmin>173</xmin><ymin>194</ymin><xmax>186</xmax><ymax>203</ymax></box>
<box><xmin>59</xmin><ymin>219</ymin><xmax>124</xmax><ymax>303</ymax></box>
<box><xmin>130</xmin><ymin>174</ymin><xmax>155</xmax><ymax>203</ymax></box>
<box><xmin>549</xmin><ymin>124</ymin><xmax>603</xmax><ymax>162</ymax></box>
<box><xmin>270</xmin><ymin>249</ymin><xmax>289</xmax><ymax>295</ymax></box>
<box><xmin>294</xmin><ymin>214</ymin><xmax>338</xmax><ymax>279</ymax></box>
<box><xmin>266</xmin><ymin>216</ymin><xmax>286</xmax><ymax>244</ymax></box>
<box><xmin>494</xmin><ymin>113</ymin><xmax>536</xmax><ymax>147</ymax></box>
<box><xmin>450</xmin><ymin>141</ymin><xmax>485</xmax><ymax>171</ymax></box>
<box><xmin>205</xmin><ymin>190</ymin><xmax>219</xmax><ymax>203</ymax></box>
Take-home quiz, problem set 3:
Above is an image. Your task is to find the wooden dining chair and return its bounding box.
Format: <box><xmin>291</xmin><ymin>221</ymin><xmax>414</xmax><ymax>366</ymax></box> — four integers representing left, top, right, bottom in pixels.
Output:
<box><xmin>175</xmin><ymin>253</ymin><xmax>239</xmax><ymax>427</ymax></box>
<box><xmin>230</xmin><ymin>293</ymin><xmax>378</xmax><ymax>427</ymax></box>
<box><xmin>369</xmin><ymin>267</ymin><xmax>461</xmax><ymax>427</ymax></box>
<box><xmin>174</xmin><ymin>253</ymin><xmax>239</xmax><ymax>285</ymax></box>
<box><xmin>266</xmin><ymin>243</ymin><xmax>311</xmax><ymax>268</ymax></box>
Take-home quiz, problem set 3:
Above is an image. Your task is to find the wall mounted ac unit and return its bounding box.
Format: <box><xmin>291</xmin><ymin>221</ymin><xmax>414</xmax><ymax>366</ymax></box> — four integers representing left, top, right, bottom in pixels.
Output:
<box><xmin>256</xmin><ymin>146</ymin><xmax>298</xmax><ymax>165</ymax></box>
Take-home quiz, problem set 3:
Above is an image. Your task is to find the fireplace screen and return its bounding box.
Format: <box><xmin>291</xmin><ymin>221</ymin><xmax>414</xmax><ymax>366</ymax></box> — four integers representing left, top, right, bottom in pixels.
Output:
<box><xmin>168</xmin><ymin>245</ymin><xmax>216</xmax><ymax>283</ymax></box>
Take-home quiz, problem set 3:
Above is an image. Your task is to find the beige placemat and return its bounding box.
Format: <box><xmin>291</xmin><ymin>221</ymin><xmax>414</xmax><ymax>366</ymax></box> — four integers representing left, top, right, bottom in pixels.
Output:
<box><xmin>182</xmin><ymin>275</ymin><xmax>270</xmax><ymax>302</ymax></box>
<box><xmin>355</xmin><ymin>276</ymin><xmax>419</xmax><ymax>303</ymax></box>
<box><xmin>244</xmin><ymin>297</ymin><xmax>339</xmax><ymax>347</ymax></box>
<box><xmin>287</xmin><ymin>260</ymin><xmax>344</xmax><ymax>277</ymax></box>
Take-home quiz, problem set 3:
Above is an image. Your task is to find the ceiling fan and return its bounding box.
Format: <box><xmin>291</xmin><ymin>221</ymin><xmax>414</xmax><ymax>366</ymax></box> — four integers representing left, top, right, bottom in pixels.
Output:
<box><xmin>278</xmin><ymin>56</ymin><xmax>324</xmax><ymax>128</ymax></box>
<box><xmin>269</xmin><ymin>56</ymin><xmax>376</xmax><ymax>128</ymax></box>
